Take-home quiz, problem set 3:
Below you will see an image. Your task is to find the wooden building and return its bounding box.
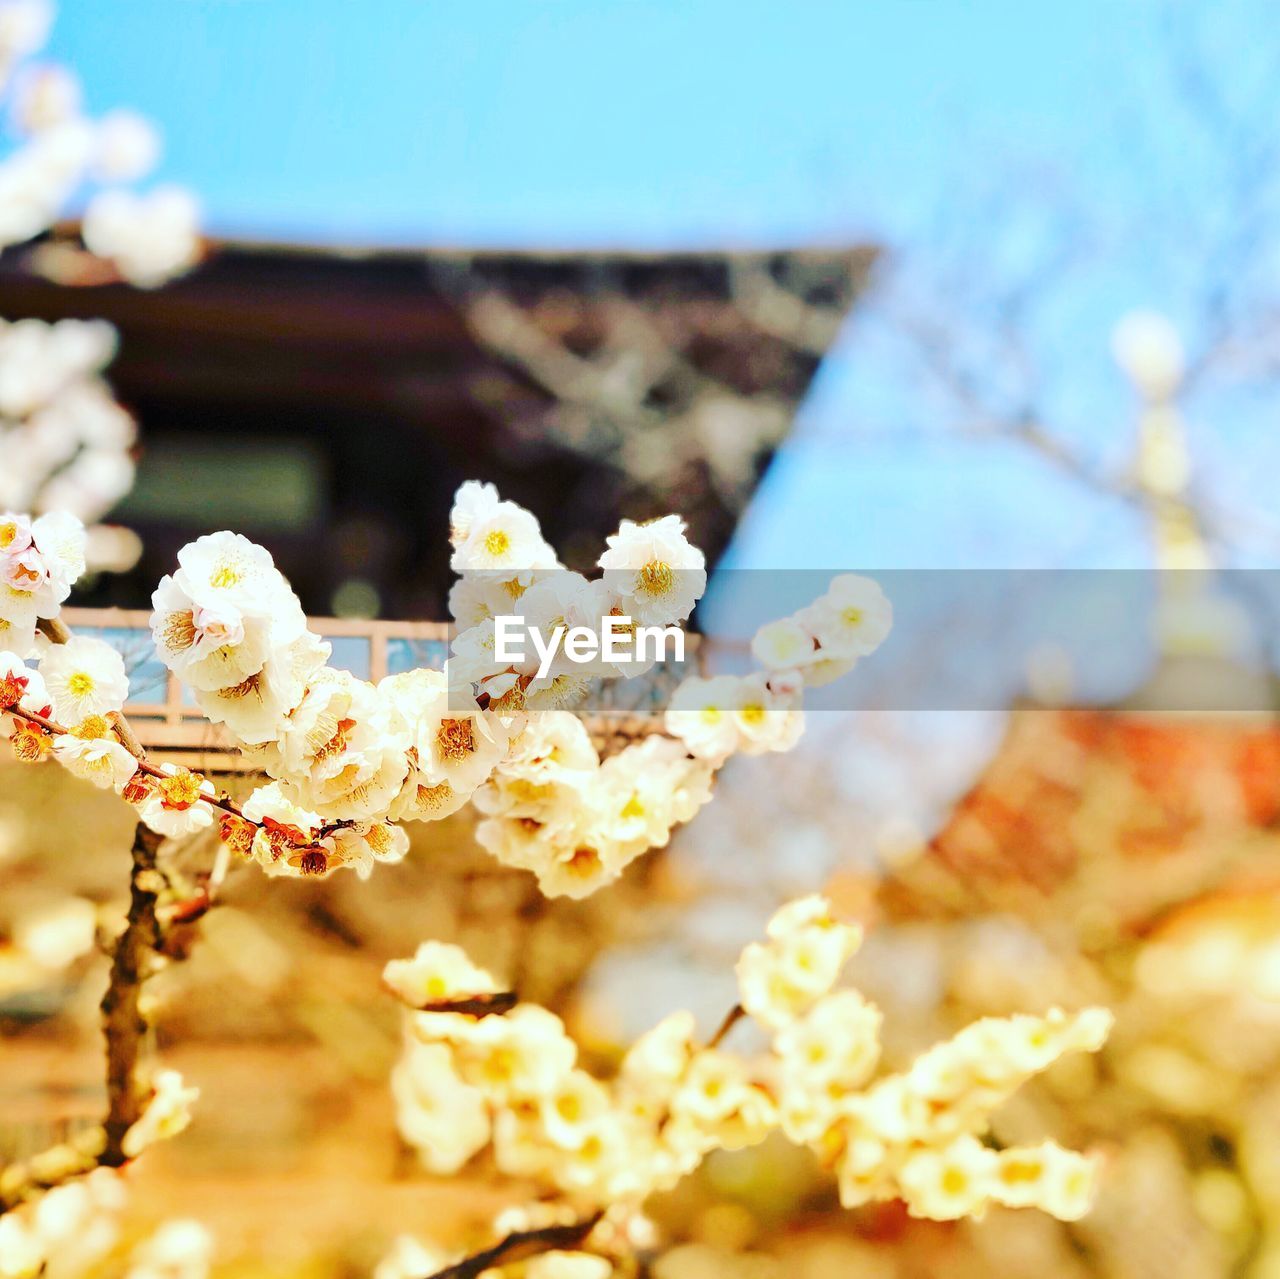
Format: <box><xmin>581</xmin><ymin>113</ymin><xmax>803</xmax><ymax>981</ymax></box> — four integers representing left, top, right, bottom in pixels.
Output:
<box><xmin>0</xmin><ymin>240</ymin><xmax>874</xmax><ymax>619</ymax></box>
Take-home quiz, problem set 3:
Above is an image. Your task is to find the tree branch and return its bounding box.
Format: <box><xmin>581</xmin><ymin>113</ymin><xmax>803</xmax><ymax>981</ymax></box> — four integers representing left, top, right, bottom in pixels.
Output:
<box><xmin>406</xmin><ymin>991</ymin><xmax>519</xmax><ymax>1018</ymax></box>
<box><xmin>421</xmin><ymin>1212</ymin><xmax>604</xmax><ymax>1279</ymax></box>
<box><xmin>100</xmin><ymin>820</ymin><xmax>166</xmax><ymax>1164</ymax></box>
<box><xmin>0</xmin><ymin>620</ymin><xmax>201</xmax><ymax>1215</ymax></box>
<box><xmin>7</xmin><ymin>703</ymin><xmax>250</xmax><ymax>822</ymax></box>
<box><xmin>706</xmin><ymin>1003</ymin><xmax>745</xmax><ymax>1050</ymax></box>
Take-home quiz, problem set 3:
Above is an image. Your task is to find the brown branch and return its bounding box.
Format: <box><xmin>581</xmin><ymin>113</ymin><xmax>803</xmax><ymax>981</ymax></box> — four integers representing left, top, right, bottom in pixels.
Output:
<box><xmin>7</xmin><ymin>703</ymin><xmax>249</xmax><ymax>822</ymax></box>
<box><xmin>100</xmin><ymin>820</ymin><xmax>166</xmax><ymax>1164</ymax></box>
<box><xmin>37</xmin><ymin>616</ymin><xmax>72</xmax><ymax>645</ymax></box>
<box><xmin>706</xmin><ymin>1003</ymin><xmax>745</xmax><ymax>1050</ymax></box>
<box><xmin>410</xmin><ymin>991</ymin><xmax>519</xmax><ymax>1018</ymax></box>
<box><xmin>107</xmin><ymin>708</ymin><xmax>146</xmax><ymax>761</ymax></box>
<box><xmin>0</xmin><ymin>1132</ymin><xmax>104</xmax><ymax>1214</ymax></box>
<box><xmin>0</xmin><ymin>821</ymin><xmax>170</xmax><ymax>1211</ymax></box>
<box><xmin>38</xmin><ymin>617</ymin><xmax>169</xmax><ymax>1163</ymax></box>
<box><xmin>1</xmin><ymin>621</ymin><xmax>196</xmax><ymax>1215</ymax></box>
<box><xmin>421</xmin><ymin>1212</ymin><xmax>604</xmax><ymax>1279</ymax></box>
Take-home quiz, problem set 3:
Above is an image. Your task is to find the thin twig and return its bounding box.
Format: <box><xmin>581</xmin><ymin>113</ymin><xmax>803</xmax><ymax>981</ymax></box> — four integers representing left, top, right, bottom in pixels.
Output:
<box><xmin>7</xmin><ymin>703</ymin><xmax>247</xmax><ymax>820</ymax></box>
<box><xmin>408</xmin><ymin>991</ymin><xmax>519</xmax><ymax>1018</ymax></box>
<box><xmin>0</xmin><ymin>1121</ymin><xmax>108</xmax><ymax>1212</ymax></box>
<box><xmin>421</xmin><ymin>1212</ymin><xmax>604</xmax><ymax>1279</ymax></box>
<box><xmin>706</xmin><ymin>1003</ymin><xmax>745</xmax><ymax>1050</ymax></box>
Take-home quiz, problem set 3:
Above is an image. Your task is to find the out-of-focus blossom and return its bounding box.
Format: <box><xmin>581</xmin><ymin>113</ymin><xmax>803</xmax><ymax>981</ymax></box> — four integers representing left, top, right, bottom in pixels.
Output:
<box><xmin>121</xmin><ymin>1069</ymin><xmax>198</xmax><ymax>1159</ymax></box>
<box><xmin>387</xmin><ymin>897</ymin><xmax>1111</xmax><ymax>1224</ymax></box>
<box><xmin>1112</xmin><ymin>309</ymin><xmax>1184</xmax><ymax>399</ymax></box>
<box><xmin>126</xmin><ymin>1219</ymin><xmax>214</xmax><ymax>1279</ymax></box>
<box><xmin>82</xmin><ymin>185</ymin><xmax>201</xmax><ymax>288</ymax></box>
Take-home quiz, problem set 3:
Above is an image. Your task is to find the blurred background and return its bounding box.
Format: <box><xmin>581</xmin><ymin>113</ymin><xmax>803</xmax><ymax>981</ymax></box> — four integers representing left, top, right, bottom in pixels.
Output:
<box><xmin>6</xmin><ymin>1</ymin><xmax>1280</xmax><ymax>1276</ymax></box>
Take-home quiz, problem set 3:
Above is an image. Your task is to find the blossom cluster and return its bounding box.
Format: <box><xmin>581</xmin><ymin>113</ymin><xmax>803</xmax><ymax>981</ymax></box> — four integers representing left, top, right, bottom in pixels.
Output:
<box><xmin>0</xmin><ymin>514</ymin><xmax>237</xmax><ymax>844</ymax></box>
<box><xmin>0</xmin><ymin>0</ymin><xmax>201</xmax><ymax>285</ymax></box>
<box><xmin>138</xmin><ymin>483</ymin><xmax>715</xmax><ymax>884</ymax></box>
<box><xmin>750</xmin><ymin>572</ymin><xmax>893</xmax><ymax>686</ymax></box>
<box><xmin>472</xmin><ymin>713</ymin><xmax>716</xmax><ymax>899</ymax></box>
<box><xmin>738</xmin><ymin>898</ymin><xmax>1110</xmax><ymax>1221</ymax></box>
<box><xmin>0</xmin><ymin>508</ymin><xmax>84</xmax><ymax>653</ymax></box>
<box><xmin>662</xmin><ymin>573</ymin><xmax>891</xmax><ymax>764</ymax></box>
<box><xmin>0</xmin><ymin>1167</ymin><xmax>211</xmax><ymax>1279</ymax></box>
<box><xmin>0</xmin><ymin>318</ymin><xmax>141</xmax><ymax>573</ymax></box>
<box><xmin>447</xmin><ymin>481</ymin><xmax>706</xmax><ymax>705</ymax></box>
<box><xmin>388</xmin><ymin>897</ymin><xmax>1112</xmax><ymax>1226</ymax></box>
<box><xmin>139</xmin><ymin>484</ymin><xmax>776</xmax><ymax>891</ymax></box>
<box><xmin>0</xmin><ymin>481</ymin><xmax>886</xmax><ymax>898</ymax></box>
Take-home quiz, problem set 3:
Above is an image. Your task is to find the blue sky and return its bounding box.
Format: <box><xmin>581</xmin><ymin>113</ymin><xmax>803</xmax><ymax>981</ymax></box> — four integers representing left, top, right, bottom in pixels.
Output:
<box><xmin>48</xmin><ymin>0</ymin><xmax>1280</xmax><ymax>579</ymax></box>
<box><xmin>52</xmin><ymin>1</ymin><xmax>1154</xmax><ymax>251</ymax></box>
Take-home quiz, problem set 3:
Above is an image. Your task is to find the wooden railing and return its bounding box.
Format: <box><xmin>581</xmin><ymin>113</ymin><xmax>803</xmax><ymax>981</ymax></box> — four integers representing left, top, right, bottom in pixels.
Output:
<box><xmin>60</xmin><ymin>608</ymin><xmax>711</xmax><ymax>769</ymax></box>
<box><xmin>63</xmin><ymin>609</ymin><xmax>453</xmax><ymax>770</ymax></box>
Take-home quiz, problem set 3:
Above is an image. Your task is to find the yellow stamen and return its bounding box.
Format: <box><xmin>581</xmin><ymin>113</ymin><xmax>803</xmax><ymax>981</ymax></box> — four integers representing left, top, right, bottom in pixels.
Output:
<box><xmin>414</xmin><ymin>781</ymin><xmax>455</xmax><ymax>813</ymax></box>
<box><xmin>66</xmin><ymin>672</ymin><xmax>95</xmax><ymax>698</ymax></box>
<box><xmin>638</xmin><ymin>559</ymin><xmax>673</xmax><ymax>596</ymax></box>
<box><xmin>71</xmin><ymin>715</ymin><xmax>112</xmax><ymax>740</ymax></box>
<box><xmin>159</xmin><ymin>769</ymin><xmax>203</xmax><ymax>810</ymax></box>
<box><xmin>163</xmin><ymin>611</ymin><xmax>197</xmax><ymax>653</ymax></box>
<box><xmin>436</xmin><ymin>718</ymin><xmax>475</xmax><ymax>762</ymax></box>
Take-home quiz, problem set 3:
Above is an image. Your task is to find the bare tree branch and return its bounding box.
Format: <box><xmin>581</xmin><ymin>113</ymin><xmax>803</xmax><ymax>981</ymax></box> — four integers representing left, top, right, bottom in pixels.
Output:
<box><xmin>420</xmin><ymin>1212</ymin><xmax>604</xmax><ymax>1279</ymax></box>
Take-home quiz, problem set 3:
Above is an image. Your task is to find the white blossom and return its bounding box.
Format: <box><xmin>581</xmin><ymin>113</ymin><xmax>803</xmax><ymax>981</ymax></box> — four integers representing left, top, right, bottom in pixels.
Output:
<box><xmin>52</xmin><ymin>713</ymin><xmax>137</xmax><ymax>790</ymax></box>
<box><xmin>597</xmin><ymin>514</ymin><xmax>705</xmax><ymax>626</ymax></box>
<box><xmin>121</xmin><ymin>1069</ymin><xmax>198</xmax><ymax>1158</ymax></box>
<box><xmin>136</xmin><ymin>764</ymin><xmax>216</xmax><ymax>838</ymax></box>
<box><xmin>82</xmin><ymin>185</ymin><xmax>201</xmax><ymax>288</ymax></box>
<box><xmin>798</xmin><ymin>573</ymin><xmax>893</xmax><ymax>661</ymax></box>
<box><xmin>38</xmin><ymin>634</ymin><xmax>127</xmax><ymax>721</ymax></box>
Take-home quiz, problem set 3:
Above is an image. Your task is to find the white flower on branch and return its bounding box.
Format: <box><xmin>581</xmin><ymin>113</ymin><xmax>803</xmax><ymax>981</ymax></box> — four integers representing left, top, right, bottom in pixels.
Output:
<box><xmin>193</xmin><ymin>632</ymin><xmax>329</xmax><ymax>746</ymax></box>
<box><xmin>0</xmin><ymin>649</ymin><xmax>48</xmax><ymax>720</ymax></box>
<box><xmin>121</xmin><ymin>1069</ymin><xmax>198</xmax><ymax>1159</ymax></box>
<box><xmin>391</xmin><ymin>1041</ymin><xmax>491</xmax><ymax>1175</ymax></box>
<box><xmin>386</xmin><ymin>896</ymin><xmax>1113</xmax><ymax>1226</ymax></box>
<box><xmin>799</xmin><ymin>573</ymin><xmax>894</xmax><ymax>661</ymax></box>
<box><xmin>38</xmin><ymin>635</ymin><xmax>126</xmax><ymax>721</ymax></box>
<box><xmin>598</xmin><ymin>514</ymin><xmax>706</xmax><ymax>627</ymax></box>
<box><xmin>136</xmin><ymin>764</ymin><xmax>216</xmax><ymax>839</ymax></box>
<box><xmin>0</xmin><ymin>509</ymin><xmax>84</xmax><ymax>652</ymax></box>
<box><xmin>51</xmin><ymin>713</ymin><xmax>136</xmax><ymax>791</ymax></box>
<box><xmin>450</xmin><ymin>495</ymin><xmax>557</xmax><ymax>575</ymax></box>
<box><xmin>383</xmin><ymin>940</ymin><xmax>500</xmax><ymax>1007</ymax></box>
